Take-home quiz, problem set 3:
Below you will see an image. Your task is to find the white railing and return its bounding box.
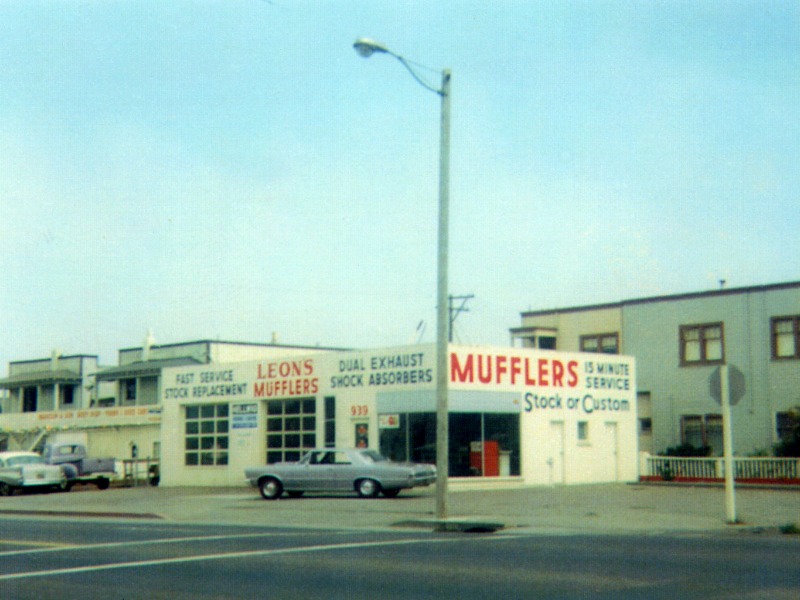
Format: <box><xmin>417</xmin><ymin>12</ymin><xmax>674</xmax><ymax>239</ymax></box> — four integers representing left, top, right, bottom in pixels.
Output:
<box><xmin>640</xmin><ymin>453</ymin><xmax>800</xmax><ymax>482</ymax></box>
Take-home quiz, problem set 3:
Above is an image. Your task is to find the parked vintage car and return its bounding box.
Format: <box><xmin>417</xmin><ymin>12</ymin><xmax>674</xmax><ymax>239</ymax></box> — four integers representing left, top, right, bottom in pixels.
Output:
<box><xmin>244</xmin><ymin>448</ymin><xmax>436</xmax><ymax>499</ymax></box>
<box><xmin>0</xmin><ymin>451</ymin><xmax>67</xmax><ymax>496</ymax></box>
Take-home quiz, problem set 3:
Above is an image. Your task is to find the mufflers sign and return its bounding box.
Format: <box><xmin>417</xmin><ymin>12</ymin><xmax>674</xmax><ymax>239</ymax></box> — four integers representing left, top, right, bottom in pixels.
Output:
<box><xmin>450</xmin><ymin>350</ymin><xmax>634</xmax><ymax>416</ymax></box>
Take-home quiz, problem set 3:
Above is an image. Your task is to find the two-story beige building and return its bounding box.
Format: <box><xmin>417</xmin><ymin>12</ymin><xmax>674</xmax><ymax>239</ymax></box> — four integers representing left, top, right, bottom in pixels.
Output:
<box><xmin>0</xmin><ymin>339</ymin><xmax>342</xmax><ymax>460</ymax></box>
<box><xmin>511</xmin><ymin>281</ymin><xmax>800</xmax><ymax>457</ymax></box>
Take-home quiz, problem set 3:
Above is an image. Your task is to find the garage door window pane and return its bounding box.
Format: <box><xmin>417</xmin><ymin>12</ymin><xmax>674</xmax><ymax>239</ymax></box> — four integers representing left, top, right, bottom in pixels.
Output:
<box><xmin>264</xmin><ymin>398</ymin><xmax>317</xmax><ymax>464</ymax></box>
<box><xmin>184</xmin><ymin>403</ymin><xmax>230</xmax><ymax>467</ymax></box>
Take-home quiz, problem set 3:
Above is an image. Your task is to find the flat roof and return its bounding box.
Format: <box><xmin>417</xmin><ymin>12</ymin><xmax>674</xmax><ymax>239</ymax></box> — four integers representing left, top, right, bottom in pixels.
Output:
<box><xmin>9</xmin><ymin>354</ymin><xmax>98</xmax><ymax>366</ymax></box>
<box><xmin>95</xmin><ymin>357</ymin><xmax>203</xmax><ymax>381</ymax></box>
<box><xmin>118</xmin><ymin>339</ymin><xmax>350</xmax><ymax>353</ymax></box>
<box><xmin>519</xmin><ymin>280</ymin><xmax>800</xmax><ymax>319</ymax></box>
<box><xmin>0</xmin><ymin>369</ymin><xmax>83</xmax><ymax>388</ymax></box>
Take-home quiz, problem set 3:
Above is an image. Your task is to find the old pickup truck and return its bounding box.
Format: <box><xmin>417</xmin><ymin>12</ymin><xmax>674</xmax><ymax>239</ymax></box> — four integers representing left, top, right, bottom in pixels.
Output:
<box><xmin>42</xmin><ymin>443</ymin><xmax>117</xmax><ymax>491</ymax></box>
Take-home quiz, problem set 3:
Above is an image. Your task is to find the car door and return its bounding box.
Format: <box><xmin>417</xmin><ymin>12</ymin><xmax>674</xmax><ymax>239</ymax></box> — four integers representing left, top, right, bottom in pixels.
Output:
<box><xmin>329</xmin><ymin>451</ymin><xmax>358</xmax><ymax>491</ymax></box>
<box><xmin>302</xmin><ymin>451</ymin><xmax>336</xmax><ymax>491</ymax></box>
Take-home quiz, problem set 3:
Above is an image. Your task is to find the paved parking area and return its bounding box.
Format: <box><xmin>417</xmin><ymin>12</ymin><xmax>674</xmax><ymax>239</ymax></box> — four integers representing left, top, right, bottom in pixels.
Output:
<box><xmin>1</xmin><ymin>482</ymin><xmax>798</xmax><ymax>535</ymax></box>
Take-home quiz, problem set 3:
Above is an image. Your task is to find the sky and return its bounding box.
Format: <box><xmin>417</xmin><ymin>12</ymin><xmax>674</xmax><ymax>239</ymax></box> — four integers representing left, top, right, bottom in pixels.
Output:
<box><xmin>1</xmin><ymin>1</ymin><xmax>799</xmax><ymax>372</ymax></box>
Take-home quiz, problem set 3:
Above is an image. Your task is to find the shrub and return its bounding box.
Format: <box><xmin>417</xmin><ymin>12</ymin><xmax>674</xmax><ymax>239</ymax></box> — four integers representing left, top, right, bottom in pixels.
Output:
<box><xmin>664</xmin><ymin>443</ymin><xmax>712</xmax><ymax>457</ymax></box>
<box><xmin>779</xmin><ymin>523</ymin><xmax>800</xmax><ymax>535</ymax></box>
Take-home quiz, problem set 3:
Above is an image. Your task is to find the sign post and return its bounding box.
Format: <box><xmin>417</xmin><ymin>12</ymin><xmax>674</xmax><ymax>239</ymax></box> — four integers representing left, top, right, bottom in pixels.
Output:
<box><xmin>710</xmin><ymin>364</ymin><xmax>745</xmax><ymax>524</ymax></box>
<box><xmin>719</xmin><ymin>364</ymin><xmax>736</xmax><ymax>523</ymax></box>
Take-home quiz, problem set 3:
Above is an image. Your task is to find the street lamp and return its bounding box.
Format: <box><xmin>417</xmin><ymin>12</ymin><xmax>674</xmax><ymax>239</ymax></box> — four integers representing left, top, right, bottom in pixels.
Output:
<box><xmin>354</xmin><ymin>37</ymin><xmax>451</xmax><ymax>522</ymax></box>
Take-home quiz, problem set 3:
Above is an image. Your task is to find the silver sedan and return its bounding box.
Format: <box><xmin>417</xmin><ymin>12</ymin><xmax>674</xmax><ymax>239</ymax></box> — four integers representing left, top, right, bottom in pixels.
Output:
<box><xmin>245</xmin><ymin>448</ymin><xmax>436</xmax><ymax>499</ymax></box>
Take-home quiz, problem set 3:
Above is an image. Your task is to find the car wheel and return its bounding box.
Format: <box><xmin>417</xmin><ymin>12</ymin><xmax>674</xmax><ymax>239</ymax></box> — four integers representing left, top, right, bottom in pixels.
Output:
<box><xmin>381</xmin><ymin>488</ymin><xmax>401</xmax><ymax>498</ymax></box>
<box><xmin>58</xmin><ymin>480</ymin><xmax>72</xmax><ymax>492</ymax></box>
<box><xmin>356</xmin><ymin>478</ymin><xmax>381</xmax><ymax>498</ymax></box>
<box><xmin>96</xmin><ymin>477</ymin><xmax>110</xmax><ymax>490</ymax></box>
<box><xmin>287</xmin><ymin>491</ymin><xmax>304</xmax><ymax>498</ymax></box>
<box><xmin>0</xmin><ymin>482</ymin><xmax>12</xmax><ymax>497</ymax></box>
<box><xmin>259</xmin><ymin>477</ymin><xmax>283</xmax><ymax>500</ymax></box>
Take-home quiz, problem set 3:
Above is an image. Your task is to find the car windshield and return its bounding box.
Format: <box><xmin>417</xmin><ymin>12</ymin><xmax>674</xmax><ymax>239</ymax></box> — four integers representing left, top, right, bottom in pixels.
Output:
<box><xmin>6</xmin><ymin>455</ymin><xmax>45</xmax><ymax>466</ymax></box>
<box><xmin>361</xmin><ymin>450</ymin><xmax>387</xmax><ymax>463</ymax></box>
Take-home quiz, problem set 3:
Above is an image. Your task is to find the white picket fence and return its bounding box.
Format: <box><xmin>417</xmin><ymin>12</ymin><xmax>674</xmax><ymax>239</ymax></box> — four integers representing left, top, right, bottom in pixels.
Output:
<box><xmin>640</xmin><ymin>453</ymin><xmax>800</xmax><ymax>483</ymax></box>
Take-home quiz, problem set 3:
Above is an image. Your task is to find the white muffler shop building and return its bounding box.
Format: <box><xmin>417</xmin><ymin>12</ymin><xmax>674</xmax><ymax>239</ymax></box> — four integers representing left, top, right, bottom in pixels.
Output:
<box><xmin>158</xmin><ymin>344</ymin><xmax>637</xmax><ymax>487</ymax></box>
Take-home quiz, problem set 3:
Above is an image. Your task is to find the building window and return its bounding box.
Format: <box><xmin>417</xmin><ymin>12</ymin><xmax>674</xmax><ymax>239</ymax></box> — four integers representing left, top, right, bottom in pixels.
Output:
<box><xmin>680</xmin><ymin>323</ymin><xmax>724</xmax><ymax>366</ymax></box>
<box><xmin>122</xmin><ymin>379</ymin><xmax>137</xmax><ymax>403</ymax></box>
<box><xmin>580</xmin><ymin>333</ymin><xmax>619</xmax><ymax>354</ymax></box>
<box><xmin>61</xmin><ymin>385</ymin><xmax>75</xmax><ymax>407</ymax></box>
<box><xmin>516</xmin><ymin>328</ymin><xmax>558</xmax><ymax>350</ymax></box>
<box><xmin>639</xmin><ymin>417</ymin><xmax>652</xmax><ymax>434</ymax></box>
<box><xmin>266</xmin><ymin>398</ymin><xmax>316</xmax><ymax>464</ymax></box>
<box><xmin>680</xmin><ymin>414</ymin><xmax>722</xmax><ymax>455</ymax></box>
<box><xmin>185</xmin><ymin>404</ymin><xmax>229</xmax><ymax>466</ymax></box>
<box><xmin>23</xmin><ymin>387</ymin><xmax>37</xmax><ymax>412</ymax></box>
<box><xmin>772</xmin><ymin>316</ymin><xmax>800</xmax><ymax>359</ymax></box>
<box><xmin>776</xmin><ymin>412</ymin><xmax>797</xmax><ymax>442</ymax></box>
<box><xmin>538</xmin><ymin>336</ymin><xmax>556</xmax><ymax>350</ymax></box>
<box><xmin>577</xmin><ymin>421</ymin><xmax>589</xmax><ymax>442</ymax></box>
<box><xmin>324</xmin><ymin>396</ymin><xmax>336</xmax><ymax>448</ymax></box>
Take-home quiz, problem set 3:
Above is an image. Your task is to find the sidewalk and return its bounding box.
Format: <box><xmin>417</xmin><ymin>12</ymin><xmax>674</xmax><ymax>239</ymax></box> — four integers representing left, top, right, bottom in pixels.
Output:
<box><xmin>1</xmin><ymin>482</ymin><xmax>798</xmax><ymax>535</ymax></box>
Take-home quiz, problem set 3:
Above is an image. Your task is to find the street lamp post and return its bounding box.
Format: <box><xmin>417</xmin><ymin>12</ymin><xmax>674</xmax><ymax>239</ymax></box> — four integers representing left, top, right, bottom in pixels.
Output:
<box><xmin>354</xmin><ymin>38</ymin><xmax>451</xmax><ymax>521</ymax></box>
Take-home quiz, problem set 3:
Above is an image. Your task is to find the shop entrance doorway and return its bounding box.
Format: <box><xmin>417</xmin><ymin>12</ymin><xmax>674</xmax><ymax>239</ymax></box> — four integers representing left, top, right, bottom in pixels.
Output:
<box><xmin>379</xmin><ymin>412</ymin><xmax>520</xmax><ymax>477</ymax></box>
<box><xmin>549</xmin><ymin>420</ymin><xmax>565</xmax><ymax>484</ymax></box>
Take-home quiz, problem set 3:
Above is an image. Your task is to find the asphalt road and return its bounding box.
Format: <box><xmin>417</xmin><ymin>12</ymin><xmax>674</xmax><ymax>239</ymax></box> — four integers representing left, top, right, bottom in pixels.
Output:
<box><xmin>1</xmin><ymin>518</ymin><xmax>798</xmax><ymax>599</ymax></box>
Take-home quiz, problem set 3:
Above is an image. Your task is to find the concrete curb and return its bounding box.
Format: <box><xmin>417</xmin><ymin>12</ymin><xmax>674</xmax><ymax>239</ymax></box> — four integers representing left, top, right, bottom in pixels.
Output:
<box><xmin>393</xmin><ymin>519</ymin><xmax>506</xmax><ymax>533</ymax></box>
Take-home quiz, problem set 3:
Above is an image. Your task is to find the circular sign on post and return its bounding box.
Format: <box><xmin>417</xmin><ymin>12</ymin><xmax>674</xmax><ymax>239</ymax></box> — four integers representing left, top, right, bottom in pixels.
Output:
<box><xmin>709</xmin><ymin>365</ymin><xmax>746</xmax><ymax>406</ymax></box>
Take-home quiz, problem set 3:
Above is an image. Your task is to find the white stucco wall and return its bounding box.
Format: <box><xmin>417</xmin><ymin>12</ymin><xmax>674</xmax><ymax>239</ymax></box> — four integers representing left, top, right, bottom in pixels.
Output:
<box><xmin>449</xmin><ymin>346</ymin><xmax>638</xmax><ymax>485</ymax></box>
<box><xmin>158</xmin><ymin>344</ymin><xmax>638</xmax><ymax>488</ymax></box>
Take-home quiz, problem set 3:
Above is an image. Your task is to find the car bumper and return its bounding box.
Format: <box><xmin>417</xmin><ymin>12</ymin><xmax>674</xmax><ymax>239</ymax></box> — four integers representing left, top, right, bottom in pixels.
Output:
<box><xmin>21</xmin><ymin>477</ymin><xmax>65</xmax><ymax>488</ymax></box>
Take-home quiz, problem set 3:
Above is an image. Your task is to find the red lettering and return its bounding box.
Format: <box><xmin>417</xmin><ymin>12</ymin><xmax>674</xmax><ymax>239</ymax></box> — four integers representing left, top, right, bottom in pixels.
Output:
<box><xmin>525</xmin><ymin>358</ymin><xmax>537</xmax><ymax>385</ymax></box>
<box><xmin>258</xmin><ymin>360</ymin><xmax>314</xmax><ymax>380</ymax></box>
<box><xmin>450</xmin><ymin>353</ymin><xmax>473</xmax><ymax>383</ymax></box>
<box><xmin>538</xmin><ymin>359</ymin><xmax>549</xmax><ymax>386</ymax></box>
<box><xmin>551</xmin><ymin>360</ymin><xmax>564</xmax><ymax>386</ymax></box>
<box><xmin>510</xmin><ymin>356</ymin><xmax>522</xmax><ymax>384</ymax></box>
<box><xmin>495</xmin><ymin>355</ymin><xmax>508</xmax><ymax>383</ymax></box>
<box><xmin>567</xmin><ymin>361</ymin><xmax>579</xmax><ymax>387</ymax></box>
<box><xmin>450</xmin><ymin>352</ymin><xmax>578</xmax><ymax>389</ymax></box>
<box><xmin>477</xmin><ymin>355</ymin><xmax>493</xmax><ymax>384</ymax></box>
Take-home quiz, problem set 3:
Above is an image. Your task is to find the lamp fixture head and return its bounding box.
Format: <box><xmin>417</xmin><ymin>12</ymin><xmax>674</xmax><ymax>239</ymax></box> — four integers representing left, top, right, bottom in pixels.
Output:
<box><xmin>353</xmin><ymin>38</ymin><xmax>389</xmax><ymax>58</ymax></box>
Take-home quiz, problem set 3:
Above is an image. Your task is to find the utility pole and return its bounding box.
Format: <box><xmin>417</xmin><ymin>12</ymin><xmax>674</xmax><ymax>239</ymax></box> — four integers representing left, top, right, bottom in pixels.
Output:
<box><xmin>448</xmin><ymin>294</ymin><xmax>474</xmax><ymax>342</ymax></box>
